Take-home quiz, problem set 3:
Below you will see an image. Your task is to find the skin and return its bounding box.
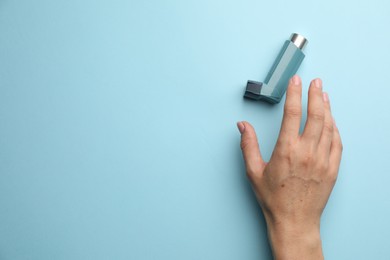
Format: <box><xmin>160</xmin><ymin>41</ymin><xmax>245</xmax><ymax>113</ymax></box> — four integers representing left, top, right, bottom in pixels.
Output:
<box><xmin>237</xmin><ymin>75</ymin><xmax>343</xmax><ymax>260</ymax></box>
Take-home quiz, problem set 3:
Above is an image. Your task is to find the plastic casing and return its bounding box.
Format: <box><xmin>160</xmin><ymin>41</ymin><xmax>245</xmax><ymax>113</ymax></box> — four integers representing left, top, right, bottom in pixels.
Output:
<box><xmin>244</xmin><ymin>40</ymin><xmax>305</xmax><ymax>104</ymax></box>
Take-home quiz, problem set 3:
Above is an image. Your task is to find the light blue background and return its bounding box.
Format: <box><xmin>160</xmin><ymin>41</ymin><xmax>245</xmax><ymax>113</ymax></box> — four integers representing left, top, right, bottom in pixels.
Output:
<box><xmin>1</xmin><ymin>0</ymin><xmax>389</xmax><ymax>259</ymax></box>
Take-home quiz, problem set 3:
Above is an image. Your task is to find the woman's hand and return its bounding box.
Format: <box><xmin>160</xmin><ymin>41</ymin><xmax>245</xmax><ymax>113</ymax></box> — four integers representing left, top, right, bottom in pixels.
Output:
<box><xmin>237</xmin><ymin>75</ymin><xmax>343</xmax><ymax>260</ymax></box>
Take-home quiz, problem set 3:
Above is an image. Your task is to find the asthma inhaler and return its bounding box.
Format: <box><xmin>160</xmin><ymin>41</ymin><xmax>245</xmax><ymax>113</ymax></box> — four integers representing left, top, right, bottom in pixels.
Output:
<box><xmin>244</xmin><ymin>33</ymin><xmax>308</xmax><ymax>104</ymax></box>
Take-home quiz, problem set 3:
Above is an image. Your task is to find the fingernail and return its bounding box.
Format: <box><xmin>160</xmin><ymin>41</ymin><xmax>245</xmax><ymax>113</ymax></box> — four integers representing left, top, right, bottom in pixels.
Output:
<box><xmin>292</xmin><ymin>75</ymin><xmax>301</xmax><ymax>85</ymax></box>
<box><xmin>237</xmin><ymin>121</ymin><xmax>245</xmax><ymax>134</ymax></box>
<box><xmin>315</xmin><ymin>78</ymin><xmax>322</xmax><ymax>88</ymax></box>
<box><xmin>322</xmin><ymin>92</ymin><xmax>329</xmax><ymax>102</ymax></box>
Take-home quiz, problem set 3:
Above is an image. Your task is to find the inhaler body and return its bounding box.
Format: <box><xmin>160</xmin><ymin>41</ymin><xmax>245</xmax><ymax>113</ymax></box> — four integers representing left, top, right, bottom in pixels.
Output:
<box><xmin>244</xmin><ymin>33</ymin><xmax>307</xmax><ymax>104</ymax></box>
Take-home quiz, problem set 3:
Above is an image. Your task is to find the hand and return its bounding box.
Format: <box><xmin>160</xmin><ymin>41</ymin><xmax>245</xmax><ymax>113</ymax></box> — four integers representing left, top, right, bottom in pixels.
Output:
<box><xmin>237</xmin><ymin>75</ymin><xmax>342</xmax><ymax>260</ymax></box>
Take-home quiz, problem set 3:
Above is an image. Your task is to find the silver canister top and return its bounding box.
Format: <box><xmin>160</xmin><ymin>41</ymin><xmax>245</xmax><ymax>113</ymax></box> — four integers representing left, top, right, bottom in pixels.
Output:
<box><xmin>290</xmin><ymin>33</ymin><xmax>308</xmax><ymax>50</ymax></box>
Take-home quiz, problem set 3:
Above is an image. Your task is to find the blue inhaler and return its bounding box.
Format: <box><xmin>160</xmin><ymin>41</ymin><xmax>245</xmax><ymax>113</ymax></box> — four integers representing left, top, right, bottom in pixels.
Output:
<box><xmin>244</xmin><ymin>33</ymin><xmax>308</xmax><ymax>104</ymax></box>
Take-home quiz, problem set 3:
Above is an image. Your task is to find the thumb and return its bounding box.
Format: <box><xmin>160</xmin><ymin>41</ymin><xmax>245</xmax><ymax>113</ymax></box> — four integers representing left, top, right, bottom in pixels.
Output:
<box><xmin>237</xmin><ymin>121</ymin><xmax>266</xmax><ymax>176</ymax></box>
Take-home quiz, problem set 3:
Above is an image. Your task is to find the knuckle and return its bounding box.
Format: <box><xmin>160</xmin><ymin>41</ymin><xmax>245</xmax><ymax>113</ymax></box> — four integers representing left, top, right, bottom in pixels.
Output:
<box><xmin>284</xmin><ymin>106</ymin><xmax>301</xmax><ymax>118</ymax></box>
<box><xmin>308</xmin><ymin>110</ymin><xmax>325</xmax><ymax>121</ymax></box>
<box><xmin>317</xmin><ymin>160</ymin><xmax>329</xmax><ymax>172</ymax></box>
<box><xmin>323</xmin><ymin>122</ymin><xmax>334</xmax><ymax>133</ymax></box>
<box><xmin>301</xmin><ymin>155</ymin><xmax>312</xmax><ymax>167</ymax></box>
<box><xmin>300</xmin><ymin>152</ymin><xmax>314</xmax><ymax>167</ymax></box>
<box><xmin>278</xmin><ymin>151</ymin><xmax>292</xmax><ymax>165</ymax></box>
<box><xmin>275</xmin><ymin>143</ymin><xmax>293</xmax><ymax>160</ymax></box>
<box><xmin>240</xmin><ymin>138</ymin><xmax>252</xmax><ymax>151</ymax></box>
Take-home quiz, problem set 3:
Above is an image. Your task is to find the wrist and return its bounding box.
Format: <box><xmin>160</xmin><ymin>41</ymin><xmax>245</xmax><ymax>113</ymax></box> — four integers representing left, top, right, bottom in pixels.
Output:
<box><xmin>266</xmin><ymin>218</ymin><xmax>323</xmax><ymax>260</ymax></box>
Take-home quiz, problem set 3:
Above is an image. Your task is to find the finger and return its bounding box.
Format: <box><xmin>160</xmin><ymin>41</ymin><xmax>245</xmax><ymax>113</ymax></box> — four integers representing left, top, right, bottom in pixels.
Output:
<box><xmin>279</xmin><ymin>75</ymin><xmax>302</xmax><ymax>140</ymax></box>
<box><xmin>329</xmin><ymin>119</ymin><xmax>343</xmax><ymax>176</ymax></box>
<box><xmin>302</xmin><ymin>78</ymin><xmax>324</xmax><ymax>144</ymax></box>
<box><xmin>318</xmin><ymin>92</ymin><xmax>334</xmax><ymax>156</ymax></box>
<box><xmin>238</xmin><ymin>121</ymin><xmax>266</xmax><ymax>176</ymax></box>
